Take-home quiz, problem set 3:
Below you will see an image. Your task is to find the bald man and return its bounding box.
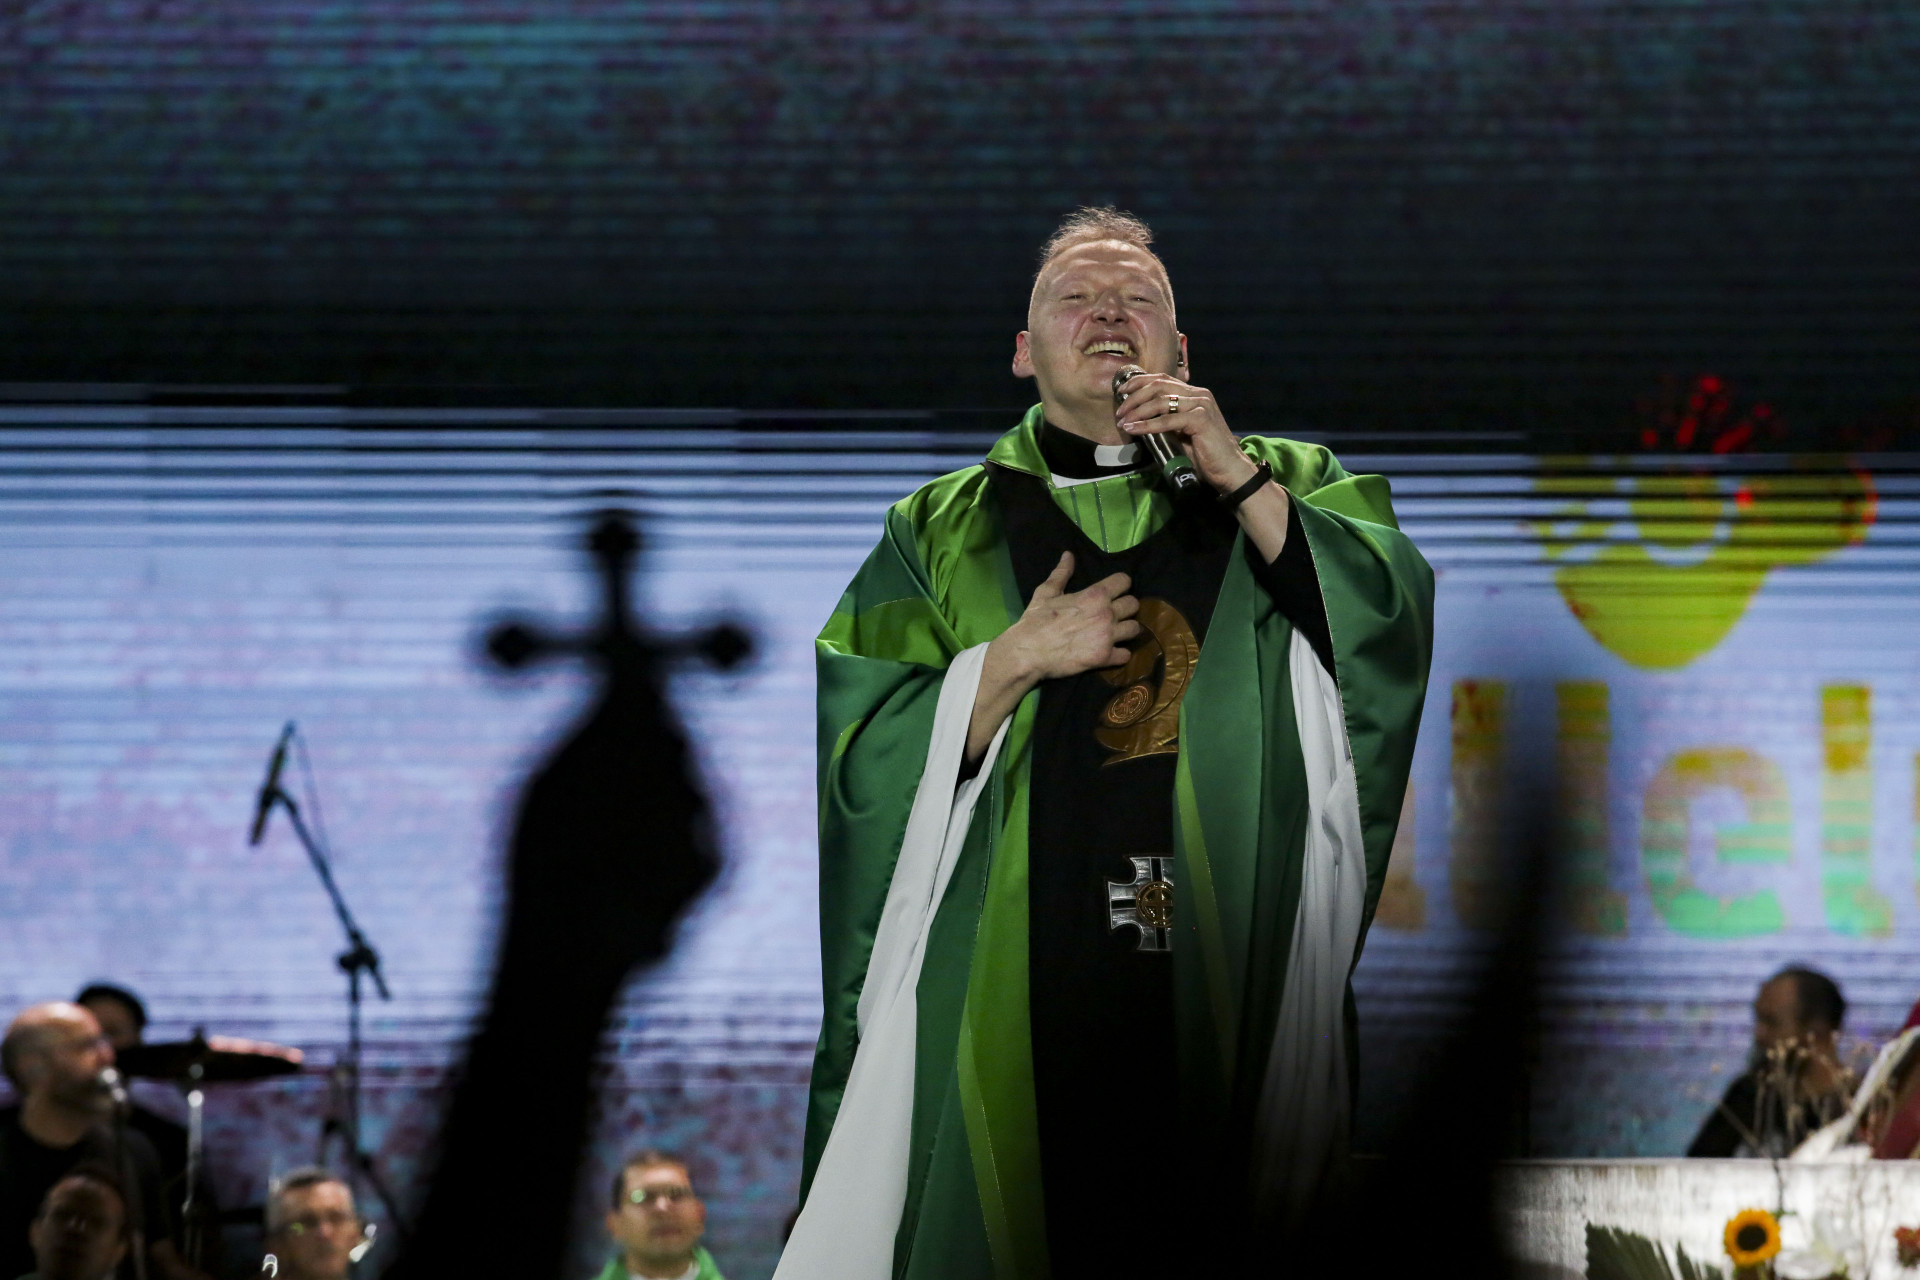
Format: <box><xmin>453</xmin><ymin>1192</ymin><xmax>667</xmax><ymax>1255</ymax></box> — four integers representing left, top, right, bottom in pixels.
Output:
<box><xmin>785</xmin><ymin>206</ymin><xmax>1432</xmax><ymax>1274</ymax></box>
<box><xmin>0</xmin><ymin>1003</ymin><xmax>194</xmax><ymax>1280</ymax></box>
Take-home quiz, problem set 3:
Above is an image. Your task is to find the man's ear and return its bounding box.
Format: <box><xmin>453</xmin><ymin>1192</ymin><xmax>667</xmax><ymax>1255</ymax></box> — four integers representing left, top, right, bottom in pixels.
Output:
<box><xmin>1176</xmin><ymin>333</ymin><xmax>1189</xmax><ymax>372</ymax></box>
<box><xmin>1012</xmin><ymin>331</ymin><xmax>1036</xmax><ymax>380</ymax></box>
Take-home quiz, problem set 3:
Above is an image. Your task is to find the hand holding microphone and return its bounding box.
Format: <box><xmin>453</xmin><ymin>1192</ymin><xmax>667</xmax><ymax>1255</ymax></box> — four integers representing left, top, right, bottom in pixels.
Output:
<box><xmin>1112</xmin><ymin>366</ymin><xmax>1202</xmax><ymax>495</ymax></box>
<box><xmin>1112</xmin><ymin>366</ymin><xmax>1269</xmax><ymax>502</ymax></box>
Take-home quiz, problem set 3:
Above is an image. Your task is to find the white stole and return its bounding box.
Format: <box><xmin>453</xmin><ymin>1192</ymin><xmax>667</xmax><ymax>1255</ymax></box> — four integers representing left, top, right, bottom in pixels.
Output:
<box><xmin>1251</xmin><ymin>628</ymin><xmax>1367</xmax><ymax>1223</ymax></box>
<box><xmin>775</xmin><ymin>642</ymin><xmax>1007</xmax><ymax>1280</ymax></box>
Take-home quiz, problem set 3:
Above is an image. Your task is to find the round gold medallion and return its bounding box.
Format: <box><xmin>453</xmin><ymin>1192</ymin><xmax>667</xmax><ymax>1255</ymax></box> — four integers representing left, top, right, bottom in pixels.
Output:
<box><xmin>1135</xmin><ymin>880</ymin><xmax>1173</xmax><ymax>929</ymax></box>
<box><xmin>1102</xmin><ymin>682</ymin><xmax>1153</xmax><ymax>727</ymax></box>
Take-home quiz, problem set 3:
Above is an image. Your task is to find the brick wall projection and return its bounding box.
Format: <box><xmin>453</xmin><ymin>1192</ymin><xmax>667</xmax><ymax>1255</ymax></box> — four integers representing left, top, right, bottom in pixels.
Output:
<box><xmin>2</xmin><ymin>1</ymin><xmax>1918</xmax><ymax>425</ymax></box>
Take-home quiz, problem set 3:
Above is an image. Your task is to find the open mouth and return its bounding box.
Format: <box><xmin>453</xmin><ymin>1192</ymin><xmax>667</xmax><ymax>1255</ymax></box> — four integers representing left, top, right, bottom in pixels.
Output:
<box><xmin>1082</xmin><ymin>339</ymin><xmax>1135</xmax><ymax>359</ymax></box>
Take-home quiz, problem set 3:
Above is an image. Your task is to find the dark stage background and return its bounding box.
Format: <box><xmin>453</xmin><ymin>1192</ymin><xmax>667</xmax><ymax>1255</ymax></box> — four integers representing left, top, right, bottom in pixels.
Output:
<box><xmin>2</xmin><ymin>0</ymin><xmax>1918</xmax><ymax>435</ymax></box>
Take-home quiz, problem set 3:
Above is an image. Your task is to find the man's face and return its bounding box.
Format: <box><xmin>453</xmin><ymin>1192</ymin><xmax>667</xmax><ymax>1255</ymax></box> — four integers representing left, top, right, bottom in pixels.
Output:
<box><xmin>30</xmin><ymin>1177</ymin><xmax>127</xmax><ymax>1280</ymax></box>
<box><xmin>79</xmin><ymin>999</ymin><xmax>141</xmax><ymax>1053</ymax></box>
<box><xmin>605</xmin><ymin>1163</ymin><xmax>706</xmax><ymax>1266</ymax></box>
<box><xmin>269</xmin><ymin>1181</ymin><xmax>362</xmax><ymax>1280</ymax></box>
<box><xmin>25</xmin><ymin>1008</ymin><xmax>115</xmax><ymax>1112</ymax></box>
<box><xmin>1753</xmin><ymin>976</ymin><xmax>1807</xmax><ymax>1052</ymax></box>
<box><xmin>1013</xmin><ymin>240</ymin><xmax>1185</xmax><ymax>414</ymax></box>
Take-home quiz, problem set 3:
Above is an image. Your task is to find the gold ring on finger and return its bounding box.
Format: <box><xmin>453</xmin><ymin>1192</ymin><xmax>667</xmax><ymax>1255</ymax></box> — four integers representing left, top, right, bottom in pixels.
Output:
<box><xmin>1167</xmin><ymin>395</ymin><xmax>1181</xmax><ymax>413</ymax></box>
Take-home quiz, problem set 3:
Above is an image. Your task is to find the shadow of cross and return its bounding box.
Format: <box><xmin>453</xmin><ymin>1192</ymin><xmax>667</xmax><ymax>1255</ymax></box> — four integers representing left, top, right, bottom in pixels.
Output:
<box><xmin>390</xmin><ymin>509</ymin><xmax>752</xmax><ymax>1280</ymax></box>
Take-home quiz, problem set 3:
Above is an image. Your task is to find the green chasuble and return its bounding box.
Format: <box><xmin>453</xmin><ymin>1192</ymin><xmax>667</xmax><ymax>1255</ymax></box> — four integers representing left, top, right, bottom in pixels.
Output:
<box><xmin>802</xmin><ymin>407</ymin><xmax>1433</xmax><ymax>1277</ymax></box>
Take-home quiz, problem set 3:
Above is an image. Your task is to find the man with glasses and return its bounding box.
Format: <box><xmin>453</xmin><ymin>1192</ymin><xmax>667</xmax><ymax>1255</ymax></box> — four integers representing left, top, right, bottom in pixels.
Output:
<box><xmin>263</xmin><ymin>1169</ymin><xmax>369</xmax><ymax>1280</ymax></box>
<box><xmin>596</xmin><ymin>1152</ymin><xmax>725</xmax><ymax>1280</ymax></box>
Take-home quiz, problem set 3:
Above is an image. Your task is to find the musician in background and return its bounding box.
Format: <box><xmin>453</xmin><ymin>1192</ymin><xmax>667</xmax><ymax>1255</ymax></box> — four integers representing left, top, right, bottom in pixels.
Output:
<box><xmin>0</xmin><ymin>1003</ymin><xmax>202</xmax><ymax>1280</ymax></box>
<box><xmin>70</xmin><ymin>990</ymin><xmax>145</xmax><ymax>1059</ymax></box>
<box><xmin>263</xmin><ymin>1169</ymin><xmax>366</xmax><ymax>1280</ymax></box>
<box><xmin>23</xmin><ymin>1165</ymin><xmax>129</xmax><ymax>1280</ymax></box>
<box><xmin>73</xmin><ymin>986</ymin><xmax>194</xmax><ymax>1223</ymax></box>
<box><xmin>1687</xmin><ymin>966</ymin><xmax>1852</xmax><ymax>1157</ymax></box>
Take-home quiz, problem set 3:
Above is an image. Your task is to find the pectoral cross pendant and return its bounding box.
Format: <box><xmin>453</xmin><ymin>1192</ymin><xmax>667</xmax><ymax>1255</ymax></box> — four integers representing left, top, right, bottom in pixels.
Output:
<box><xmin>1108</xmin><ymin>856</ymin><xmax>1174</xmax><ymax>953</ymax></box>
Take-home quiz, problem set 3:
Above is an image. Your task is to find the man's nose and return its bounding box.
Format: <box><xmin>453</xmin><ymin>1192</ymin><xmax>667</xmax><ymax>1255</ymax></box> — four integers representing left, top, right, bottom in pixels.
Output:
<box><xmin>1091</xmin><ymin>291</ymin><xmax>1133</xmax><ymax>323</ymax></box>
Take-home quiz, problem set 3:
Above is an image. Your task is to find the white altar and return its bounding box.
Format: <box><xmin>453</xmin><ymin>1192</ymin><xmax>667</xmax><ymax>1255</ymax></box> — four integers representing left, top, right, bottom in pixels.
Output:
<box><xmin>1497</xmin><ymin>1160</ymin><xmax>1920</xmax><ymax>1278</ymax></box>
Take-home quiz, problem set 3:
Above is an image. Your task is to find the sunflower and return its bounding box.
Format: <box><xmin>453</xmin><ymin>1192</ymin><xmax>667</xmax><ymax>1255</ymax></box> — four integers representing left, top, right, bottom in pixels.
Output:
<box><xmin>1725</xmin><ymin>1208</ymin><xmax>1783</xmax><ymax>1268</ymax></box>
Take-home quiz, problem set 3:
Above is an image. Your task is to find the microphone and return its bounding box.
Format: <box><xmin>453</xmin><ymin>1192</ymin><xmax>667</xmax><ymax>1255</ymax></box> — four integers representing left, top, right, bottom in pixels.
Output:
<box><xmin>99</xmin><ymin>1066</ymin><xmax>130</xmax><ymax>1113</ymax></box>
<box><xmin>250</xmin><ymin>722</ymin><xmax>295</xmax><ymax>846</ymax></box>
<box><xmin>1113</xmin><ymin>367</ymin><xmax>1202</xmax><ymax>495</ymax></box>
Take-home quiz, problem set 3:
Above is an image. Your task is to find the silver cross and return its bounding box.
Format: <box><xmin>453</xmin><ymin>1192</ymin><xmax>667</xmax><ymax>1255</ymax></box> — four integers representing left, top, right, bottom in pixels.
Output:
<box><xmin>1108</xmin><ymin>856</ymin><xmax>1174</xmax><ymax>952</ymax></box>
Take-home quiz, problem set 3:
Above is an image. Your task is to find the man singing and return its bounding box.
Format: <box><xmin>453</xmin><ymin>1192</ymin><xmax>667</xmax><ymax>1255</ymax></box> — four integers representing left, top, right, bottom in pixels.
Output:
<box><xmin>780</xmin><ymin>208</ymin><xmax>1432</xmax><ymax>1278</ymax></box>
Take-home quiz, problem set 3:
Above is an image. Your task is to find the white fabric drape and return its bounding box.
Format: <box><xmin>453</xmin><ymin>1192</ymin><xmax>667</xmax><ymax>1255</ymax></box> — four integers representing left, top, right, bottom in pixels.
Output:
<box><xmin>1250</xmin><ymin>628</ymin><xmax>1368</xmax><ymax>1223</ymax></box>
<box><xmin>1792</xmin><ymin>1025</ymin><xmax>1920</xmax><ymax>1161</ymax></box>
<box><xmin>775</xmin><ymin>642</ymin><xmax>1009</xmax><ymax>1280</ymax></box>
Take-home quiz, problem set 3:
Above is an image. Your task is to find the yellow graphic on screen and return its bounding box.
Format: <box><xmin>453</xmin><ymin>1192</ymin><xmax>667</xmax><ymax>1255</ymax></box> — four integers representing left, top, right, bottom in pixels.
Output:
<box><xmin>1375</xmin><ymin>784</ymin><xmax>1423</xmax><ymax>929</ymax></box>
<box><xmin>1537</xmin><ymin>465</ymin><xmax>1874</xmax><ymax>670</ymax></box>
<box><xmin>1642</xmin><ymin>748</ymin><xmax>1792</xmax><ymax>937</ymax></box>
<box><xmin>1822</xmin><ymin>686</ymin><xmax>1890</xmax><ymax>937</ymax></box>
<box><xmin>1557</xmin><ymin>681</ymin><xmax>1627</xmax><ymax>935</ymax></box>
<box><xmin>1449</xmin><ymin>679</ymin><xmax>1507</xmax><ymax>929</ymax></box>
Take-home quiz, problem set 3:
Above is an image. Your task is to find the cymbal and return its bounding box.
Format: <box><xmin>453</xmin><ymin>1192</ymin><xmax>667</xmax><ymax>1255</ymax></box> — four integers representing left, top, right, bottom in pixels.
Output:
<box><xmin>116</xmin><ymin>1034</ymin><xmax>304</xmax><ymax>1083</ymax></box>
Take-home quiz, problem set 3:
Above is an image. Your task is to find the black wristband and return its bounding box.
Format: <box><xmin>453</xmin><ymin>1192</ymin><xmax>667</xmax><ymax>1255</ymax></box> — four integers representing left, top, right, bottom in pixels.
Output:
<box><xmin>1219</xmin><ymin>458</ymin><xmax>1274</xmax><ymax>510</ymax></box>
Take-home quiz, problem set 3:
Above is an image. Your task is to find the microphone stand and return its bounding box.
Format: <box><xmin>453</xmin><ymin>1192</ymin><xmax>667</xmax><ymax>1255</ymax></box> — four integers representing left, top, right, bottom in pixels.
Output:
<box><xmin>106</xmin><ymin>1084</ymin><xmax>148</xmax><ymax>1280</ymax></box>
<box><xmin>257</xmin><ymin>778</ymin><xmax>410</xmax><ymax>1248</ymax></box>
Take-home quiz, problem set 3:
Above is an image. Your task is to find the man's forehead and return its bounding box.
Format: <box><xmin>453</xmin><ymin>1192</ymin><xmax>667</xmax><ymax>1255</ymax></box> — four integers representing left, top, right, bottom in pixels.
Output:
<box><xmin>51</xmin><ymin>1178</ymin><xmax>119</xmax><ymax>1211</ymax></box>
<box><xmin>21</xmin><ymin>1002</ymin><xmax>98</xmax><ymax>1036</ymax></box>
<box><xmin>40</xmin><ymin>1015</ymin><xmax>101</xmax><ymax>1051</ymax></box>
<box><xmin>81</xmin><ymin>995</ymin><xmax>136</xmax><ymax>1023</ymax></box>
<box><xmin>628</xmin><ymin>1162</ymin><xmax>692</xmax><ymax>1188</ymax></box>
<box><xmin>285</xmin><ymin>1181</ymin><xmax>354</xmax><ymax>1208</ymax></box>
<box><xmin>1037</xmin><ymin>241</ymin><xmax>1173</xmax><ymax>294</ymax></box>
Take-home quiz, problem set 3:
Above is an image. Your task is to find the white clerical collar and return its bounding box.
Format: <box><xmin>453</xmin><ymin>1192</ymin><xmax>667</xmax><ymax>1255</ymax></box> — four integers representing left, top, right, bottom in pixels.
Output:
<box><xmin>1051</xmin><ymin>442</ymin><xmax>1144</xmax><ymax>489</ymax></box>
<box><xmin>1040</xmin><ymin>420</ymin><xmax>1143</xmax><ymax>487</ymax></box>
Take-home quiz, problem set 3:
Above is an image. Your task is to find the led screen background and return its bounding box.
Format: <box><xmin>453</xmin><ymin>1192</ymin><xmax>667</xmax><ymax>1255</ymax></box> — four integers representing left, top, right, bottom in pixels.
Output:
<box><xmin>1</xmin><ymin>0</ymin><xmax>1917</xmax><ymax>430</ymax></box>
<box><xmin>1</xmin><ymin>423</ymin><xmax>1915</xmax><ymax>1277</ymax></box>
<box><xmin>6</xmin><ymin>0</ymin><xmax>1920</xmax><ymax>1274</ymax></box>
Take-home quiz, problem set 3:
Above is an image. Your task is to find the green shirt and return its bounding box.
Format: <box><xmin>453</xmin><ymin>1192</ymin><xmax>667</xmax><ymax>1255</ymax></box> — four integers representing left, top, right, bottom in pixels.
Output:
<box><xmin>592</xmin><ymin>1245</ymin><xmax>725</xmax><ymax>1280</ymax></box>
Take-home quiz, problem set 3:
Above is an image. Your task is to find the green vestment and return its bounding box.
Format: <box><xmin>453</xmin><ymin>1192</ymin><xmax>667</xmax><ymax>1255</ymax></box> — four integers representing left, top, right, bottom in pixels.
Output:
<box><xmin>801</xmin><ymin>408</ymin><xmax>1433</xmax><ymax>1277</ymax></box>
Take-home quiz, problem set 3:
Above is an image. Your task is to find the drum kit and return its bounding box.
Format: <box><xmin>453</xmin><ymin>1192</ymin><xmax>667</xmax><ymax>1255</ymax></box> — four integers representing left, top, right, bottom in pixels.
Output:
<box><xmin>94</xmin><ymin>720</ymin><xmax>406</xmax><ymax>1273</ymax></box>
<box><xmin>112</xmin><ymin>1032</ymin><xmax>303</xmax><ymax>1268</ymax></box>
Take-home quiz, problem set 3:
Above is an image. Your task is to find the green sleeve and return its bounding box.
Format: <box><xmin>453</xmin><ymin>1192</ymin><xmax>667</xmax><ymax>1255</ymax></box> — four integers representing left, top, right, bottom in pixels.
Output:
<box><xmin>804</xmin><ymin>467</ymin><xmax>1017</xmax><ymax>1200</ymax></box>
<box><xmin>1175</xmin><ymin>440</ymin><xmax>1433</xmax><ymax>1122</ymax></box>
<box><xmin>1244</xmin><ymin>431</ymin><xmax>1432</xmax><ymax>907</ymax></box>
<box><xmin>1295</xmin><ymin>476</ymin><xmax>1434</xmax><ymax>926</ymax></box>
<box><xmin>806</xmin><ymin>511</ymin><xmax>956</xmax><ymax>1199</ymax></box>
